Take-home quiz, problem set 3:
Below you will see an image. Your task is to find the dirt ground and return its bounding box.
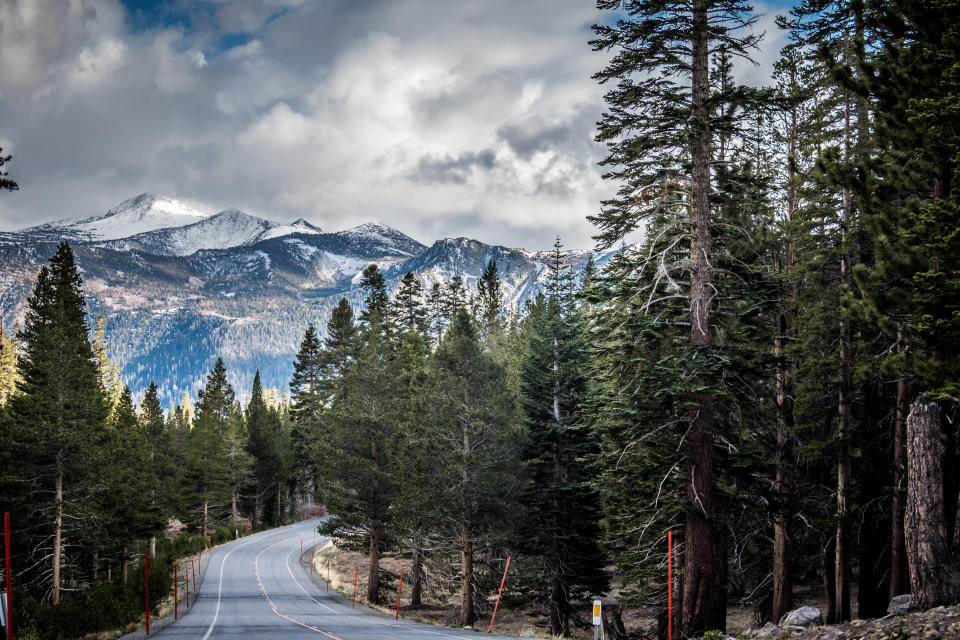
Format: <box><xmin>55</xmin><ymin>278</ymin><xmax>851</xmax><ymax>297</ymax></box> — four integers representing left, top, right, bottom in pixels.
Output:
<box><xmin>307</xmin><ymin>540</ymin><xmax>838</xmax><ymax>640</ymax></box>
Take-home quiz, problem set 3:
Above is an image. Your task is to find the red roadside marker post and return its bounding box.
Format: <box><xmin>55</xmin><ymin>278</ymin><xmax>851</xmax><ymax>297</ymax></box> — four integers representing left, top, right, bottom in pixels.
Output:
<box><xmin>394</xmin><ymin>566</ymin><xmax>404</xmax><ymax>620</ymax></box>
<box><xmin>174</xmin><ymin>564</ymin><xmax>178</xmax><ymax>620</ymax></box>
<box><xmin>5</xmin><ymin>512</ymin><xmax>13</xmax><ymax>640</ymax></box>
<box><xmin>667</xmin><ymin>531</ymin><xmax>673</xmax><ymax>640</ymax></box>
<box><xmin>352</xmin><ymin>567</ymin><xmax>358</xmax><ymax>608</ymax></box>
<box><xmin>487</xmin><ymin>555</ymin><xmax>511</xmax><ymax>634</ymax></box>
<box><xmin>144</xmin><ymin>549</ymin><xmax>150</xmax><ymax>635</ymax></box>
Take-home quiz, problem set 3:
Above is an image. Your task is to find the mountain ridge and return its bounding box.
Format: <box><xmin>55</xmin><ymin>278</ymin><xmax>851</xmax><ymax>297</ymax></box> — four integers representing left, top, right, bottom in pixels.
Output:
<box><xmin>0</xmin><ymin>193</ymin><xmax>609</xmax><ymax>406</ymax></box>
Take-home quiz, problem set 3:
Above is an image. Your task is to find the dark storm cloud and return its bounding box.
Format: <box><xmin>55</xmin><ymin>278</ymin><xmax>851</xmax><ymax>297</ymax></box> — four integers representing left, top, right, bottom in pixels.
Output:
<box><xmin>411</xmin><ymin>150</ymin><xmax>498</xmax><ymax>185</ymax></box>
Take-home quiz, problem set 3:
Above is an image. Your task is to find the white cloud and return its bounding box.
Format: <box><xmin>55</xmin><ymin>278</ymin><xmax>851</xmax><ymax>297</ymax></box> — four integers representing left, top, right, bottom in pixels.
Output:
<box><xmin>0</xmin><ymin>0</ymin><xmax>785</xmax><ymax>251</ymax></box>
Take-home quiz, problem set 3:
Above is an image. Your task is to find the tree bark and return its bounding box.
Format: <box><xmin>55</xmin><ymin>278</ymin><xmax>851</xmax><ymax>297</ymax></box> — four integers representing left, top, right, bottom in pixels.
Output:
<box><xmin>905</xmin><ymin>396</ymin><xmax>960</xmax><ymax>608</ymax></box>
<box><xmin>835</xmin><ymin>89</ymin><xmax>854</xmax><ymax>624</ymax></box>
<box><xmin>890</xmin><ymin>324</ymin><xmax>911</xmax><ymax>599</ymax></box>
<box><xmin>121</xmin><ymin>543</ymin><xmax>129</xmax><ymax>586</ymax></box>
<box><xmin>52</xmin><ymin>454</ymin><xmax>63</xmax><ymax>605</ymax></box>
<box><xmin>367</xmin><ymin>525</ymin><xmax>380</xmax><ymax>604</ymax></box>
<box><xmin>682</xmin><ymin>0</ymin><xmax>723</xmax><ymax>635</ymax></box>
<box><xmin>410</xmin><ymin>543</ymin><xmax>423</xmax><ymax>606</ymax></box>
<box><xmin>822</xmin><ymin>536</ymin><xmax>837</xmax><ymax>624</ymax></box>
<box><xmin>149</xmin><ymin>536</ymin><xmax>156</xmax><ymax>559</ymax></box>
<box><xmin>460</xmin><ymin>536</ymin><xmax>474</xmax><ymax>627</ymax></box>
<box><xmin>773</xmin><ymin>325</ymin><xmax>794</xmax><ymax>622</ymax></box>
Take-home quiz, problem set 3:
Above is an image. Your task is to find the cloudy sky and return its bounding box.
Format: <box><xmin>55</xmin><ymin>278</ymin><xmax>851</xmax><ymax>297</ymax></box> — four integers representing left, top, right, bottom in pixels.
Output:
<box><xmin>0</xmin><ymin>0</ymin><xmax>790</xmax><ymax>250</ymax></box>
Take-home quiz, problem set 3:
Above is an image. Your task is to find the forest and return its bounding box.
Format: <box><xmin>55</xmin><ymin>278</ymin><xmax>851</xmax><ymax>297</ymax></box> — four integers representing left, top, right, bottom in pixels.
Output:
<box><xmin>1</xmin><ymin>0</ymin><xmax>959</xmax><ymax>638</ymax></box>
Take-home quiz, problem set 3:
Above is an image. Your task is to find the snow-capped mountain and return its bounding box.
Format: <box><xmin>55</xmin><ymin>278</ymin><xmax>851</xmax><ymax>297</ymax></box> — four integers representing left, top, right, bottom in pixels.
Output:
<box><xmin>24</xmin><ymin>193</ymin><xmax>211</xmax><ymax>241</ymax></box>
<box><xmin>102</xmin><ymin>208</ymin><xmax>324</xmax><ymax>256</ymax></box>
<box><xmin>0</xmin><ymin>193</ymin><xmax>606</xmax><ymax>406</ymax></box>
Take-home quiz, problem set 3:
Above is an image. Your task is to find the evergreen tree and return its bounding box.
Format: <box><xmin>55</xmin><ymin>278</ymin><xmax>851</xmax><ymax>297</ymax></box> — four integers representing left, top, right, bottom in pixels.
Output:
<box><xmin>359</xmin><ymin>264</ymin><xmax>390</xmax><ymax>333</ymax></box>
<box><xmin>247</xmin><ymin>371</ymin><xmax>285</xmax><ymax>526</ymax></box>
<box><xmin>105</xmin><ymin>387</ymin><xmax>164</xmax><ymax>585</ymax></box>
<box><xmin>91</xmin><ymin>314</ymin><xmax>123</xmax><ymax>413</ymax></box>
<box><xmin>590</xmin><ymin>0</ymin><xmax>764</xmax><ymax>633</ymax></box>
<box><xmin>516</xmin><ymin>257</ymin><xmax>608</xmax><ymax>635</ymax></box>
<box><xmin>0</xmin><ymin>147</ymin><xmax>17</xmax><ymax>192</ymax></box>
<box><xmin>3</xmin><ymin>241</ymin><xmax>109</xmax><ymax>603</ymax></box>
<box><xmin>0</xmin><ymin>320</ymin><xmax>19</xmax><ymax>406</ymax></box>
<box><xmin>427</xmin><ymin>309</ymin><xmax>517</xmax><ymax>627</ymax></box>
<box><xmin>186</xmin><ymin>358</ymin><xmax>235</xmax><ymax>534</ymax></box>
<box><xmin>387</xmin><ymin>327</ymin><xmax>434</xmax><ymax>605</ymax></box>
<box><xmin>475</xmin><ymin>260</ymin><xmax>504</xmax><ymax>338</ymax></box>
<box><xmin>289</xmin><ymin>325</ymin><xmax>323</xmax><ymax>501</ymax></box>
<box><xmin>318</xmin><ymin>312</ymin><xmax>397</xmax><ymax>604</ymax></box>
<box><xmin>391</xmin><ymin>271</ymin><xmax>429</xmax><ymax>338</ymax></box>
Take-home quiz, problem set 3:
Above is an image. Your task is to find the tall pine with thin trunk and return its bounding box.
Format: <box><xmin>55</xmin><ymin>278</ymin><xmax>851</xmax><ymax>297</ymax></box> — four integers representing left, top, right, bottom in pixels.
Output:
<box><xmin>516</xmin><ymin>241</ymin><xmax>608</xmax><ymax>636</ymax></box>
<box><xmin>4</xmin><ymin>242</ymin><xmax>108</xmax><ymax>603</ymax></box>
<box><xmin>590</xmin><ymin>0</ymin><xmax>761</xmax><ymax>633</ymax></box>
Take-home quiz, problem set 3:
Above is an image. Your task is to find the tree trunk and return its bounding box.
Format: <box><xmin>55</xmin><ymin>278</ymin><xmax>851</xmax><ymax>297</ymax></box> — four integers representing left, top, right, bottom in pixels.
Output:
<box><xmin>822</xmin><ymin>536</ymin><xmax>837</xmax><ymax>624</ymax></box>
<box><xmin>410</xmin><ymin>543</ymin><xmax>423</xmax><ymax>606</ymax></box>
<box><xmin>52</xmin><ymin>454</ymin><xmax>63</xmax><ymax>605</ymax></box>
<box><xmin>773</xmin><ymin>328</ymin><xmax>793</xmax><ymax>622</ymax></box>
<box><xmin>460</xmin><ymin>536</ymin><xmax>474</xmax><ymax>627</ymax></box>
<box><xmin>92</xmin><ymin>550</ymin><xmax>99</xmax><ymax>582</ymax></box>
<box><xmin>149</xmin><ymin>536</ymin><xmax>156</xmax><ymax>559</ymax></box>
<box><xmin>682</xmin><ymin>0</ymin><xmax>723</xmax><ymax>634</ymax></box>
<box><xmin>203</xmin><ymin>495</ymin><xmax>208</xmax><ymax>536</ymax></box>
<box><xmin>121</xmin><ymin>544</ymin><xmax>129</xmax><ymax>586</ymax></box>
<box><xmin>549</xmin><ymin>570</ymin><xmax>567</xmax><ymax>637</ymax></box>
<box><xmin>890</xmin><ymin>324</ymin><xmax>911</xmax><ymax>599</ymax></box>
<box><xmin>835</xmin><ymin>90</ymin><xmax>854</xmax><ymax>623</ymax></box>
<box><xmin>905</xmin><ymin>396</ymin><xmax>960</xmax><ymax>608</ymax></box>
<box><xmin>367</xmin><ymin>525</ymin><xmax>380</xmax><ymax>604</ymax></box>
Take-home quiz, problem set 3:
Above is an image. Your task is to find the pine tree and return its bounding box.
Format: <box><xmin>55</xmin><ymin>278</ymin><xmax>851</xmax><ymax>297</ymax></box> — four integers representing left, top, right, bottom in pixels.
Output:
<box><xmin>186</xmin><ymin>358</ymin><xmax>235</xmax><ymax>534</ymax></box>
<box><xmin>359</xmin><ymin>265</ymin><xmax>390</xmax><ymax>334</ymax></box>
<box><xmin>319</xmin><ymin>312</ymin><xmax>397</xmax><ymax>604</ymax></box>
<box><xmin>106</xmin><ymin>387</ymin><xmax>164</xmax><ymax>585</ymax></box>
<box><xmin>391</xmin><ymin>272</ymin><xmax>429</xmax><ymax>338</ymax></box>
<box><xmin>0</xmin><ymin>147</ymin><xmax>17</xmax><ymax>192</ymax></box>
<box><xmin>427</xmin><ymin>309</ymin><xmax>517</xmax><ymax>627</ymax></box>
<box><xmin>0</xmin><ymin>320</ymin><xmax>19</xmax><ymax>406</ymax></box>
<box><xmin>4</xmin><ymin>241</ymin><xmax>109</xmax><ymax>603</ymax></box>
<box><xmin>516</xmin><ymin>247</ymin><xmax>608</xmax><ymax>635</ymax></box>
<box><xmin>91</xmin><ymin>314</ymin><xmax>123</xmax><ymax>414</ymax></box>
<box><xmin>590</xmin><ymin>0</ymin><xmax>763</xmax><ymax>633</ymax></box>
<box><xmin>247</xmin><ymin>371</ymin><xmax>285</xmax><ymax>526</ymax></box>
<box><xmin>289</xmin><ymin>325</ymin><xmax>323</xmax><ymax>501</ymax></box>
<box><xmin>475</xmin><ymin>261</ymin><xmax>504</xmax><ymax>338</ymax></box>
<box><xmin>386</xmin><ymin>328</ymin><xmax>433</xmax><ymax>606</ymax></box>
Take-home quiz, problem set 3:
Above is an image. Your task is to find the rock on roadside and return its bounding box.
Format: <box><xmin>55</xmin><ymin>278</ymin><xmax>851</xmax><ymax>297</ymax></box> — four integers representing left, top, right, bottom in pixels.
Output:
<box><xmin>779</xmin><ymin>607</ymin><xmax>823</xmax><ymax>628</ymax></box>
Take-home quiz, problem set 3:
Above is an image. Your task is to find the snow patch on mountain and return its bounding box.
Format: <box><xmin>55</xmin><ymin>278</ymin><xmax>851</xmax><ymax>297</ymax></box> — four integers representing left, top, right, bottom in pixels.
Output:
<box><xmin>24</xmin><ymin>193</ymin><xmax>212</xmax><ymax>241</ymax></box>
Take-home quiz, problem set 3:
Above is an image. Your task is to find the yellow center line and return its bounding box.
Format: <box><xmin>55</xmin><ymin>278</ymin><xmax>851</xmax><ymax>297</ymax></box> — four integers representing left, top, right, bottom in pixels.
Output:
<box><xmin>255</xmin><ymin>536</ymin><xmax>344</xmax><ymax>640</ymax></box>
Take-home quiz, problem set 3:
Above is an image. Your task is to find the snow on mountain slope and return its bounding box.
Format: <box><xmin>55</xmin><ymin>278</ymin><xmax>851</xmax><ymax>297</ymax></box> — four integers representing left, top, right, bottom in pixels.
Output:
<box><xmin>106</xmin><ymin>209</ymin><xmax>322</xmax><ymax>256</ymax></box>
<box><xmin>260</xmin><ymin>218</ymin><xmax>322</xmax><ymax>241</ymax></box>
<box><xmin>24</xmin><ymin>193</ymin><xmax>212</xmax><ymax>241</ymax></box>
<box><xmin>337</xmin><ymin>223</ymin><xmax>426</xmax><ymax>257</ymax></box>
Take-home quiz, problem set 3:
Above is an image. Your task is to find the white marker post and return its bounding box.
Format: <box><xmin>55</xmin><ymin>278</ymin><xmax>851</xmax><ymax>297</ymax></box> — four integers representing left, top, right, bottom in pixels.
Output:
<box><xmin>593</xmin><ymin>599</ymin><xmax>603</xmax><ymax>640</ymax></box>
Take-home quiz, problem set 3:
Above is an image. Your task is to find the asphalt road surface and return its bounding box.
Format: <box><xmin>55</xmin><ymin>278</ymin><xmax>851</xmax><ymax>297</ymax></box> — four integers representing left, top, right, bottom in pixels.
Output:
<box><xmin>154</xmin><ymin>519</ymin><xmax>521</xmax><ymax>639</ymax></box>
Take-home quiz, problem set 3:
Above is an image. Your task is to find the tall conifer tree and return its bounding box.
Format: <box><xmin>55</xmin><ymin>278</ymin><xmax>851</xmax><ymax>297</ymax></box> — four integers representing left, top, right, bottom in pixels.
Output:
<box><xmin>4</xmin><ymin>242</ymin><xmax>108</xmax><ymax>603</ymax></box>
<box><xmin>590</xmin><ymin>0</ymin><xmax>762</xmax><ymax>633</ymax></box>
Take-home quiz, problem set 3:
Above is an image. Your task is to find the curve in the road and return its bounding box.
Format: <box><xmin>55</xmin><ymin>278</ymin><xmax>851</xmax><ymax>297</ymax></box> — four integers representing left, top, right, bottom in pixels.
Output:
<box><xmin>151</xmin><ymin>519</ymin><xmax>520</xmax><ymax>640</ymax></box>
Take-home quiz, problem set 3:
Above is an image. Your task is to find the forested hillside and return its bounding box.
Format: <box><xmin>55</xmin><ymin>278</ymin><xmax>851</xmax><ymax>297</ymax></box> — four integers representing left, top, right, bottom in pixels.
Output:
<box><xmin>0</xmin><ymin>0</ymin><xmax>958</xmax><ymax>639</ymax></box>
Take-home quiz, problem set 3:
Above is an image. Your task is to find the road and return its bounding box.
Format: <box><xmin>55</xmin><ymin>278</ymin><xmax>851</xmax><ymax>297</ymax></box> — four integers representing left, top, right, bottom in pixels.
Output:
<box><xmin>154</xmin><ymin>519</ymin><xmax>520</xmax><ymax>639</ymax></box>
